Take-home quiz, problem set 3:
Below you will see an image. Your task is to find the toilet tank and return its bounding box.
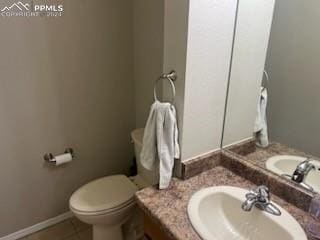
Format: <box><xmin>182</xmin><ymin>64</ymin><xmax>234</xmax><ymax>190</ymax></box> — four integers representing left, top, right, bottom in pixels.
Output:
<box><xmin>131</xmin><ymin>128</ymin><xmax>159</xmax><ymax>186</ymax></box>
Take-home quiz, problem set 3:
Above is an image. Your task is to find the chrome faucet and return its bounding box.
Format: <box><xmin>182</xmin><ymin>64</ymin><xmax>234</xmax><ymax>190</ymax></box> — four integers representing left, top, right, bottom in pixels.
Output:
<box><xmin>291</xmin><ymin>159</ymin><xmax>316</xmax><ymax>184</ymax></box>
<box><xmin>241</xmin><ymin>185</ymin><xmax>281</xmax><ymax>216</ymax></box>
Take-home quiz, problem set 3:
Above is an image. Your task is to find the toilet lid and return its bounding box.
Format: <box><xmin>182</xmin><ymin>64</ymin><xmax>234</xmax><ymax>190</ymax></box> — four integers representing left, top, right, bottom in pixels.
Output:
<box><xmin>70</xmin><ymin>175</ymin><xmax>138</xmax><ymax>213</ymax></box>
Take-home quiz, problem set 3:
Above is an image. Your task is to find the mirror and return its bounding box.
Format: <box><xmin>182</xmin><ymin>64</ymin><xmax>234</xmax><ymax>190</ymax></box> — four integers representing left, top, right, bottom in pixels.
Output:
<box><xmin>222</xmin><ymin>0</ymin><xmax>320</xmax><ymax>193</ymax></box>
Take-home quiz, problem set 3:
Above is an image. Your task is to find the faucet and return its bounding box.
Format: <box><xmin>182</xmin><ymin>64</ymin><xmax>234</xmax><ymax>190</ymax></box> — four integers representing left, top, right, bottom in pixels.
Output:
<box><xmin>242</xmin><ymin>185</ymin><xmax>281</xmax><ymax>216</ymax></box>
<box><xmin>291</xmin><ymin>159</ymin><xmax>316</xmax><ymax>184</ymax></box>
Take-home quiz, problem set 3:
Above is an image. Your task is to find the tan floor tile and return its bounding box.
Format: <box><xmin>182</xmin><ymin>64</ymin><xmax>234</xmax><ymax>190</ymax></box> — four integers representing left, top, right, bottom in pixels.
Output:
<box><xmin>78</xmin><ymin>228</ymin><xmax>93</xmax><ymax>240</ymax></box>
<box><xmin>70</xmin><ymin>217</ymin><xmax>90</xmax><ymax>232</ymax></box>
<box><xmin>27</xmin><ymin>220</ymin><xmax>76</xmax><ymax>240</ymax></box>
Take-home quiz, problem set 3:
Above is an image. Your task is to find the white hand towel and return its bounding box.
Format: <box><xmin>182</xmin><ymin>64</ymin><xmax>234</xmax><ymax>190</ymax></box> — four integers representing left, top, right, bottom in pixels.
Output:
<box><xmin>140</xmin><ymin>101</ymin><xmax>180</xmax><ymax>189</ymax></box>
<box><xmin>140</xmin><ymin>102</ymin><xmax>158</xmax><ymax>170</ymax></box>
<box><xmin>254</xmin><ymin>87</ymin><xmax>269</xmax><ymax>147</ymax></box>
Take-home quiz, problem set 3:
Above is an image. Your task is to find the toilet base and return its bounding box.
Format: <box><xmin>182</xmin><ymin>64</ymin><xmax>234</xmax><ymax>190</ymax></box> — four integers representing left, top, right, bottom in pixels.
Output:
<box><xmin>93</xmin><ymin>224</ymin><xmax>123</xmax><ymax>240</ymax></box>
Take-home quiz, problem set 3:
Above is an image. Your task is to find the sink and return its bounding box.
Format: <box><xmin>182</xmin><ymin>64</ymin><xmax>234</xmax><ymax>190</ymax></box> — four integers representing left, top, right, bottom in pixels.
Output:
<box><xmin>266</xmin><ymin>155</ymin><xmax>320</xmax><ymax>192</ymax></box>
<box><xmin>187</xmin><ymin>186</ymin><xmax>307</xmax><ymax>240</ymax></box>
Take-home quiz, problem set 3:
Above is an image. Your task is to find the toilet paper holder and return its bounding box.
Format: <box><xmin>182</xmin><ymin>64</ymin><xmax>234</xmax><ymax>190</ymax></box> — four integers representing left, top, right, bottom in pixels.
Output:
<box><xmin>44</xmin><ymin>148</ymin><xmax>74</xmax><ymax>163</ymax></box>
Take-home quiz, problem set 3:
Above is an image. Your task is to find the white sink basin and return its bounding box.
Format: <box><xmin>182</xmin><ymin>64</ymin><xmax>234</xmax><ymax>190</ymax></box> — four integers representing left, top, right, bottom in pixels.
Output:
<box><xmin>266</xmin><ymin>155</ymin><xmax>320</xmax><ymax>192</ymax></box>
<box><xmin>187</xmin><ymin>186</ymin><xmax>307</xmax><ymax>240</ymax></box>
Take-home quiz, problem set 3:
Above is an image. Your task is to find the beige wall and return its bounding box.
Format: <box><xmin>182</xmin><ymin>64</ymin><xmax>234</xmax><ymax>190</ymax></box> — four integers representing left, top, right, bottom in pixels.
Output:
<box><xmin>222</xmin><ymin>0</ymin><xmax>275</xmax><ymax>147</ymax></box>
<box><xmin>266</xmin><ymin>0</ymin><xmax>320</xmax><ymax>156</ymax></box>
<box><xmin>162</xmin><ymin>0</ymin><xmax>189</xmax><ymax>175</ymax></box>
<box><xmin>0</xmin><ymin>0</ymin><xmax>134</xmax><ymax>237</ymax></box>
<box><xmin>133</xmin><ymin>0</ymin><xmax>164</xmax><ymax>128</ymax></box>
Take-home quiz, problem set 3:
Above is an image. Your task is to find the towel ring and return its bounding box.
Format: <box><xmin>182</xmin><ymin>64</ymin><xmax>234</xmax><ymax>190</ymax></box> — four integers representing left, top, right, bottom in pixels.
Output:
<box><xmin>154</xmin><ymin>71</ymin><xmax>177</xmax><ymax>104</ymax></box>
<box><xmin>262</xmin><ymin>70</ymin><xmax>269</xmax><ymax>89</ymax></box>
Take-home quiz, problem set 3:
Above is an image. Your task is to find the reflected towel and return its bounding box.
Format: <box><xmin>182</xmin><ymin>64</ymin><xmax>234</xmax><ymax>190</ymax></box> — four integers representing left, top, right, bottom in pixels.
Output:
<box><xmin>254</xmin><ymin>87</ymin><xmax>269</xmax><ymax>147</ymax></box>
<box><xmin>140</xmin><ymin>101</ymin><xmax>180</xmax><ymax>189</ymax></box>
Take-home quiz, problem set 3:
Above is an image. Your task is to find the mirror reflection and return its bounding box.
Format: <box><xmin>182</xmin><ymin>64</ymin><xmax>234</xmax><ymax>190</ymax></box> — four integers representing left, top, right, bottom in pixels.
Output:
<box><xmin>223</xmin><ymin>0</ymin><xmax>320</xmax><ymax>193</ymax></box>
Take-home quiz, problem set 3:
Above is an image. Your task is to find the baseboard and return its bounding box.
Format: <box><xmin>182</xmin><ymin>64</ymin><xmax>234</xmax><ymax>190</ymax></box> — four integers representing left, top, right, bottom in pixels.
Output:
<box><xmin>0</xmin><ymin>211</ymin><xmax>73</xmax><ymax>240</ymax></box>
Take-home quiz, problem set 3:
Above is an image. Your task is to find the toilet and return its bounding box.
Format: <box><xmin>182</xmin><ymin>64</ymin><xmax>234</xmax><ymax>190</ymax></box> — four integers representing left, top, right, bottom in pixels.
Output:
<box><xmin>69</xmin><ymin>128</ymin><xmax>156</xmax><ymax>240</ymax></box>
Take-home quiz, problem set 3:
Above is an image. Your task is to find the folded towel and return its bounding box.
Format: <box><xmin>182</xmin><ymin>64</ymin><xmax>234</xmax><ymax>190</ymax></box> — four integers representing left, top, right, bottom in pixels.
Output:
<box><xmin>140</xmin><ymin>101</ymin><xmax>180</xmax><ymax>189</ymax></box>
<box><xmin>254</xmin><ymin>87</ymin><xmax>269</xmax><ymax>147</ymax></box>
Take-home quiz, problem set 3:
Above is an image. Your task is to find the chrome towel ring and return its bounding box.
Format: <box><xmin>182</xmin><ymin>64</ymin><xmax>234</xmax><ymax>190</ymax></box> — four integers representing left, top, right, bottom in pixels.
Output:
<box><xmin>262</xmin><ymin>70</ymin><xmax>269</xmax><ymax>89</ymax></box>
<box><xmin>154</xmin><ymin>70</ymin><xmax>177</xmax><ymax>104</ymax></box>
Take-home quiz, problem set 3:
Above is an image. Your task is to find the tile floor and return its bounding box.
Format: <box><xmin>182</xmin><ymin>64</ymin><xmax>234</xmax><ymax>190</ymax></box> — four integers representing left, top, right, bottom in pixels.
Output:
<box><xmin>18</xmin><ymin>217</ymin><xmax>92</xmax><ymax>240</ymax></box>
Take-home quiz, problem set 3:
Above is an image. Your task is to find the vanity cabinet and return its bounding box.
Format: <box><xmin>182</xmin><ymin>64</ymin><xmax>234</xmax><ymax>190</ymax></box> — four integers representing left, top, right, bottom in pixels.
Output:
<box><xmin>142</xmin><ymin>211</ymin><xmax>174</xmax><ymax>240</ymax></box>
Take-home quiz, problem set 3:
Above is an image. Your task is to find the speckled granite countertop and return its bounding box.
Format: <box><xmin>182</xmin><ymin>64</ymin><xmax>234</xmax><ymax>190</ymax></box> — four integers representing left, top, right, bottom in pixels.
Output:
<box><xmin>135</xmin><ymin>166</ymin><xmax>314</xmax><ymax>240</ymax></box>
<box><xmin>226</xmin><ymin>140</ymin><xmax>320</xmax><ymax>169</ymax></box>
<box><xmin>245</xmin><ymin>142</ymin><xmax>320</xmax><ymax>168</ymax></box>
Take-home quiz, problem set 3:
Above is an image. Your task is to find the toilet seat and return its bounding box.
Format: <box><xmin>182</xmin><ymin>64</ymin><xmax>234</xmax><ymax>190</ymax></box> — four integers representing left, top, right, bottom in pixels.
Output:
<box><xmin>71</xmin><ymin>196</ymin><xmax>136</xmax><ymax>216</ymax></box>
<box><xmin>70</xmin><ymin>175</ymin><xmax>138</xmax><ymax>216</ymax></box>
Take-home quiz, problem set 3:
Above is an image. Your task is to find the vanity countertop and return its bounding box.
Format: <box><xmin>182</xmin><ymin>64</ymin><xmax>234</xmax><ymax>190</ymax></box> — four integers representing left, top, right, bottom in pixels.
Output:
<box><xmin>226</xmin><ymin>140</ymin><xmax>320</xmax><ymax>169</ymax></box>
<box><xmin>135</xmin><ymin>166</ymin><xmax>314</xmax><ymax>240</ymax></box>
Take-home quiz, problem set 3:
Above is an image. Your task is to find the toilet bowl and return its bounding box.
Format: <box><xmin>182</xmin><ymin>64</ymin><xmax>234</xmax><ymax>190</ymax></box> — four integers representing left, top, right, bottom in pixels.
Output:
<box><xmin>70</xmin><ymin>175</ymin><xmax>138</xmax><ymax>240</ymax></box>
<box><xmin>69</xmin><ymin>128</ymin><xmax>156</xmax><ymax>240</ymax></box>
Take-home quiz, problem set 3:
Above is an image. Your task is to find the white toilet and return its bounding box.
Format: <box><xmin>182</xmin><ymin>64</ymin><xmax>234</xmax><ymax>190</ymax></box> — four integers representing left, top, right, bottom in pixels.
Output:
<box><xmin>69</xmin><ymin>128</ymin><xmax>156</xmax><ymax>240</ymax></box>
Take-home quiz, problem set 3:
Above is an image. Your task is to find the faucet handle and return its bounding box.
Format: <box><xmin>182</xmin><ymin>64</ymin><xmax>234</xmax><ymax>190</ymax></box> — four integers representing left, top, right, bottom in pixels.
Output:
<box><xmin>256</xmin><ymin>185</ymin><xmax>270</xmax><ymax>202</ymax></box>
<box><xmin>245</xmin><ymin>185</ymin><xmax>269</xmax><ymax>200</ymax></box>
<box><xmin>257</xmin><ymin>185</ymin><xmax>269</xmax><ymax>192</ymax></box>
